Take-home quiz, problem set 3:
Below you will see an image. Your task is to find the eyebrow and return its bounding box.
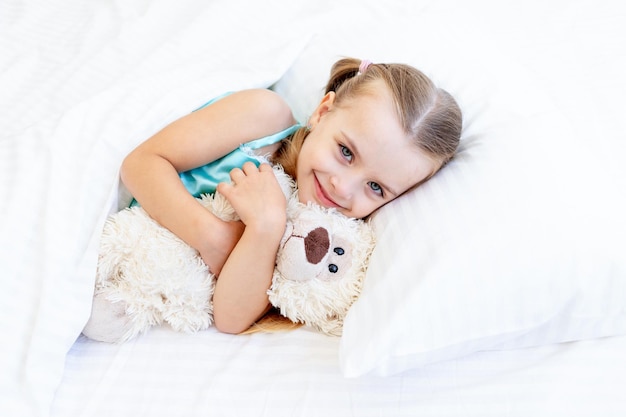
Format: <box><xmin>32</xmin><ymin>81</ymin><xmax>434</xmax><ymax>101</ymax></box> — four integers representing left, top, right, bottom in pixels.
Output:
<box><xmin>340</xmin><ymin>130</ymin><xmax>400</xmax><ymax>198</ymax></box>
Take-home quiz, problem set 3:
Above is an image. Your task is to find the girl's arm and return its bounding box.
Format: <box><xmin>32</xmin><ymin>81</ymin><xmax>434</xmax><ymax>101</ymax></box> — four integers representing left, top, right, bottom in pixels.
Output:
<box><xmin>120</xmin><ymin>89</ymin><xmax>296</xmax><ymax>275</ymax></box>
<box><xmin>212</xmin><ymin>162</ymin><xmax>288</xmax><ymax>334</ymax></box>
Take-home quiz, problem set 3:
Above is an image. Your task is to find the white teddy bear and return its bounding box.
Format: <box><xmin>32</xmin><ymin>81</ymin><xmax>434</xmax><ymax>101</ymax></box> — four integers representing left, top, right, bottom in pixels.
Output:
<box><xmin>82</xmin><ymin>164</ymin><xmax>375</xmax><ymax>342</ymax></box>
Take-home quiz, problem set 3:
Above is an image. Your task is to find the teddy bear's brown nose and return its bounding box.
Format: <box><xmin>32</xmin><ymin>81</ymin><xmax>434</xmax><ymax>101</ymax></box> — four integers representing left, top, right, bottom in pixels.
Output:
<box><xmin>304</xmin><ymin>227</ymin><xmax>330</xmax><ymax>264</ymax></box>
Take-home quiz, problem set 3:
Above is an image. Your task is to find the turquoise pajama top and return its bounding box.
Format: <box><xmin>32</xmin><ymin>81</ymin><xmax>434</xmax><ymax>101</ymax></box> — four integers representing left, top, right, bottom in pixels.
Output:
<box><xmin>130</xmin><ymin>93</ymin><xmax>300</xmax><ymax>207</ymax></box>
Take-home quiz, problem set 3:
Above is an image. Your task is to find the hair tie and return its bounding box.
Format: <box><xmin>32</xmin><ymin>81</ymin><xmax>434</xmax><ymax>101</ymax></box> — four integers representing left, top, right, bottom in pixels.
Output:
<box><xmin>358</xmin><ymin>59</ymin><xmax>372</xmax><ymax>75</ymax></box>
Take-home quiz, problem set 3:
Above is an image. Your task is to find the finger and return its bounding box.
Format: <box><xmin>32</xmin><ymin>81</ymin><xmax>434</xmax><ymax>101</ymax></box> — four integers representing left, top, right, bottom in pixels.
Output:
<box><xmin>242</xmin><ymin>161</ymin><xmax>262</xmax><ymax>175</ymax></box>
<box><xmin>229</xmin><ymin>167</ymin><xmax>244</xmax><ymax>182</ymax></box>
<box><xmin>258</xmin><ymin>163</ymin><xmax>273</xmax><ymax>173</ymax></box>
<box><xmin>216</xmin><ymin>181</ymin><xmax>231</xmax><ymax>195</ymax></box>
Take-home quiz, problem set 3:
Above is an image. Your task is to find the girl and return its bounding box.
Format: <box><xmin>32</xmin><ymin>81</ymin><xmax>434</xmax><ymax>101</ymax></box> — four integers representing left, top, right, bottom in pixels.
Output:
<box><xmin>120</xmin><ymin>58</ymin><xmax>462</xmax><ymax>334</ymax></box>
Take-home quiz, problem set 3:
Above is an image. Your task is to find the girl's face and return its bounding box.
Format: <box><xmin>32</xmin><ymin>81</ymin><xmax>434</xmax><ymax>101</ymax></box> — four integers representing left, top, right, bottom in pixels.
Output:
<box><xmin>296</xmin><ymin>82</ymin><xmax>437</xmax><ymax>219</ymax></box>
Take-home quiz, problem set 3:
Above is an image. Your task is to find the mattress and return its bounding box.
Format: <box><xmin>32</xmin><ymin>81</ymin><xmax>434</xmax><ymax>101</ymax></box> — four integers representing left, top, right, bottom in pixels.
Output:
<box><xmin>2</xmin><ymin>1</ymin><xmax>625</xmax><ymax>416</ymax></box>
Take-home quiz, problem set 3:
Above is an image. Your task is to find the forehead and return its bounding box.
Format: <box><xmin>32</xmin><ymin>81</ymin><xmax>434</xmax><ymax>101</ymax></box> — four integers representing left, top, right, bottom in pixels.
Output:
<box><xmin>335</xmin><ymin>90</ymin><xmax>436</xmax><ymax>194</ymax></box>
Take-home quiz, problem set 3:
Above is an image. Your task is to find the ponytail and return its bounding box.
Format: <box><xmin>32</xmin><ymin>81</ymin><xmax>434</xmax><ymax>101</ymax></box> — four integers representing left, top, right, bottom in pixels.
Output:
<box><xmin>324</xmin><ymin>58</ymin><xmax>361</xmax><ymax>94</ymax></box>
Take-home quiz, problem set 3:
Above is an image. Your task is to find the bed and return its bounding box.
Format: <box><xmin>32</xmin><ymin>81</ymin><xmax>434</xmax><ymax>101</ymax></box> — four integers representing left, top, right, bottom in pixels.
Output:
<box><xmin>2</xmin><ymin>1</ymin><xmax>625</xmax><ymax>416</ymax></box>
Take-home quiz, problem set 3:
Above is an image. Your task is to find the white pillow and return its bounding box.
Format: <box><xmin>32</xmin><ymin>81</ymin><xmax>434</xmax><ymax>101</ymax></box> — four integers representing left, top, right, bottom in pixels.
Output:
<box><xmin>339</xmin><ymin>112</ymin><xmax>626</xmax><ymax>377</ymax></box>
<box><xmin>272</xmin><ymin>8</ymin><xmax>626</xmax><ymax>377</ymax></box>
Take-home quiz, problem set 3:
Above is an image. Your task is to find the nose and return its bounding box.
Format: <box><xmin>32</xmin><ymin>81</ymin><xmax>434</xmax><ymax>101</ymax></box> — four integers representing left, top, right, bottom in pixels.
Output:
<box><xmin>329</xmin><ymin>174</ymin><xmax>354</xmax><ymax>199</ymax></box>
<box><xmin>304</xmin><ymin>227</ymin><xmax>330</xmax><ymax>264</ymax></box>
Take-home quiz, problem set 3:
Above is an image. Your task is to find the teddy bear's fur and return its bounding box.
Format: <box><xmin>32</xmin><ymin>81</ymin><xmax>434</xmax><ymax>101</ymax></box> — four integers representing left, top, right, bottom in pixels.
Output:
<box><xmin>82</xmin><ymin>165</ymin><xmax>375</xmax><ymax>342</ymax></box>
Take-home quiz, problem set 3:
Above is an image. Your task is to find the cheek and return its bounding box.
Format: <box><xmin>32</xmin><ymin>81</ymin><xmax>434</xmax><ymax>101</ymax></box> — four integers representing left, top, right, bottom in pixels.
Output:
<box><xmin>296</xmin><ymin>138</ymin><xmax>314</xmax><ymax>167</ymax></box>
<box><xmin>294</xmin><ymin>144</ymin><xmax>310</xmax><ymax>178</ymax></box>
<box><xmin>346</xmin><ymin>198</ymin><xmax>379</xmax><ymax>220</ymax></box>
<box><xmin>298</xmin><ymin>143</ymin><xmax>325</xmax><ymax>174</ymax></box>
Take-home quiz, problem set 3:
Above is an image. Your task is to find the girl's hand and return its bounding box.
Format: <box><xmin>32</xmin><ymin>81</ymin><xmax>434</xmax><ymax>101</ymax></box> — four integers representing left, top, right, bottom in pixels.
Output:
<box><xmin>217</xmin><ymin>162</ymin><xmax>287</xmax><ymax>234</ymax></box>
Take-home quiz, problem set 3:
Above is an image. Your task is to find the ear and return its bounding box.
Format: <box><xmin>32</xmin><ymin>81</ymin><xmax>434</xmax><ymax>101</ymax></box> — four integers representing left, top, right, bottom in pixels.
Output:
<box><xmin>307</xmin><ymin>91</ymin><xmax>336</xmax><ymax>128</ymax></box>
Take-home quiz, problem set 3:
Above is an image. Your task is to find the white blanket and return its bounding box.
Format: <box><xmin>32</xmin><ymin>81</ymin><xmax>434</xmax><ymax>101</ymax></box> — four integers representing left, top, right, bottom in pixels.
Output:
<box><xmin>1</xmin><ymin>1</ymin><xmax>310</xmax><ymax>415</ymax></box>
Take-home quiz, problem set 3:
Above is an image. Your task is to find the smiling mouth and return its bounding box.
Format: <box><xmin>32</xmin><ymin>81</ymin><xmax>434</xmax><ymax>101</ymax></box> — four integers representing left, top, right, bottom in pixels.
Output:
<box><xmin>314</xmin><ymin>174</ymin><xmax>340</xmax><ymax>208</ymax></box>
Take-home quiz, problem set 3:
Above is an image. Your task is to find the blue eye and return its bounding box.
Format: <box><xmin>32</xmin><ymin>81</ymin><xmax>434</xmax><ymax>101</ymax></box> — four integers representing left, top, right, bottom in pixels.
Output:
<box><xmin>340</xmin><ymin>145</ymin><xmax>353</xmax><ymax>161</ymax></box>
<box><xmin>368</xmin><ymin>181</ymin><xmax>383</xmax><ymax>196</ymax></box>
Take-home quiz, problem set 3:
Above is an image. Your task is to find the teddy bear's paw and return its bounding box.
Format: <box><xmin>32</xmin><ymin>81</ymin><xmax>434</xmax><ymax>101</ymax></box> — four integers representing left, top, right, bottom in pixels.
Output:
<box><xmin>82</xmin><ymin>292</ymin><xmax>136</xmax><ymax>343</ymax></box>
<box><xmin>82</xmin><ymin>292</ymin><xmax>162</xmax><ymax>343</ymax></box>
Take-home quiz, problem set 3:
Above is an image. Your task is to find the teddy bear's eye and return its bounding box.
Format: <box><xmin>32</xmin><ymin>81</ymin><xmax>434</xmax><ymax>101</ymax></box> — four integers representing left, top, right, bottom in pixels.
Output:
<box><xmin>333</xmin><ymin>247</ymin><xmax>345</xmax><ymax>256</ymax></box>
<box><xmin>328</xmin><ymin>264</ymin><xmax>338</xmax><ymax>273</ymax></box>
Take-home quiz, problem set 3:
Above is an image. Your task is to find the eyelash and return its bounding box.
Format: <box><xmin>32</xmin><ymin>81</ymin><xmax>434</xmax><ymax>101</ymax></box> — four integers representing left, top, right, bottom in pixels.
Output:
<box><xmin>340</xmin><ymin>144</ymin><xmax>353</xmax><ymax>161</ymax></box>
<box><xmin>339</xmin><ymin>144</ymin><xmax>384</xmax><ymax>197</ymax></box>
<box><xmin>368</xmin><ymin>181</ymin><xmax>383</xmax><ymax>196</ymax></box>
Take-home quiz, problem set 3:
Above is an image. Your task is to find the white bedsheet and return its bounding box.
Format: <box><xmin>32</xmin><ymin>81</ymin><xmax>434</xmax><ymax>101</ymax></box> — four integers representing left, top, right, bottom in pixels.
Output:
<box><xmin>2</xmin><ymin>1</ymin><xmax>625</xmax><ymax>416</ymax></box>
<box><xmin>52</xmin><ymin>329</ymin><xmax>626</xmax><ymax>417</ymax></box>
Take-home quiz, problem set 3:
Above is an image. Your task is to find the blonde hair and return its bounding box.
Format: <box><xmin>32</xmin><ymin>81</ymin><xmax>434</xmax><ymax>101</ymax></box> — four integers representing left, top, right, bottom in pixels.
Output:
<box><xmin>240</xmin><ymin>307</ymin><xmax>302</xmax><ymax>335</ymax></box>
<box><xmin>249</xmin><ymin>58</ymin><xmax>462</xmax><ymax>334</ymax></box>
